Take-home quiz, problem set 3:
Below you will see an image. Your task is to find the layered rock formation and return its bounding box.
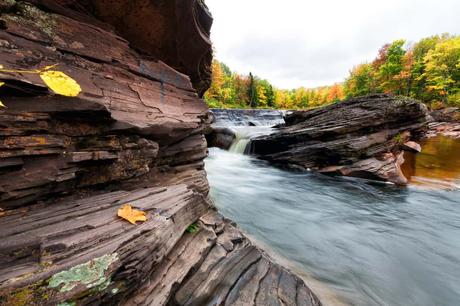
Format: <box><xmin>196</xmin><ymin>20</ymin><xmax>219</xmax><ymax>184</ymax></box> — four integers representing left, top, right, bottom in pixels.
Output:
<box><xmin>250</xmin><ymin>94</ymin><xmax>431</xmax><ymax>185</ymax></box>
<box><xmin>0</xmin><ymin>1</ymin><xmax>321</xmax><ymax>305</ymax></box>
<box><xmin>427</xmin><ymin>107</ymin><xmax>460</xmax><ymax>139</ymax></box>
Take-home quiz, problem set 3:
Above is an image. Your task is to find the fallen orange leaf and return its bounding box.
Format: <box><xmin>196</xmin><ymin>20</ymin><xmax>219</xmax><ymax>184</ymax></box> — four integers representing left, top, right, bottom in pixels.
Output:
<box><xmin>117</xmin><ymin>204</ymin><xmax>147</xmax><ymax>225</ymax></box>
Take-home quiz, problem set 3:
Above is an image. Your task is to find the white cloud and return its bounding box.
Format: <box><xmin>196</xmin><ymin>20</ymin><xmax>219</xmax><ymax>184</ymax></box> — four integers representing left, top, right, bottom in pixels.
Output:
<box><xmin>206</xmin><ymin>0</ymin><xmax>460</xmax><ymax>89</ymax></box>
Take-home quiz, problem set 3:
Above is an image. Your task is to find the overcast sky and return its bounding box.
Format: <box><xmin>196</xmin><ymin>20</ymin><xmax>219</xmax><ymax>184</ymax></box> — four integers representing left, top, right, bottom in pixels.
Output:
<box><xmin>206</xmin><ymin>0</ymin><xmax>460</xmax><ymax>89</ymax></box>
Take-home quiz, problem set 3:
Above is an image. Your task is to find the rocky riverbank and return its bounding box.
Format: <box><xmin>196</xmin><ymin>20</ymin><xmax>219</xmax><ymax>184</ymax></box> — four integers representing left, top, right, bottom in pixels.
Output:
<box><xmin>425</xmin><ymin>108</ymin><xmax>460</xmax><ymax>139</ymax></box>
<box><xmin>0</xmin><ymin>1</ymin><xmax>320</xmax><ymax>305</ymax></box>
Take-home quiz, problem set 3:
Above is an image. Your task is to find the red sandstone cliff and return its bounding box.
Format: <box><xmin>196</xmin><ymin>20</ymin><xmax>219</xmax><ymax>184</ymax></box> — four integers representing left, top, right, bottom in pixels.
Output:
<box><xmin>0</xmin><ymin>1</ymin><xmax>321</xmax><ymax>305</ymax></box>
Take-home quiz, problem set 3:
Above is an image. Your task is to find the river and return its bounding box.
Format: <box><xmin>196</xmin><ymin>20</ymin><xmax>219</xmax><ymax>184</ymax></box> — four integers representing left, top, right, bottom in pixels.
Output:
<box><xmin>205</xmin><ymin>126</ymin><xmax>460</xmax><ymax>306</ymax></box>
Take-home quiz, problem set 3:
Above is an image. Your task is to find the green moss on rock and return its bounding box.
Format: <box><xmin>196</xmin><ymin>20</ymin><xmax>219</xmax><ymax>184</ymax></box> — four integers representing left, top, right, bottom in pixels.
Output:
<box><xmin>0</xmin><ymin>0</ymin><xmax>16</xmax><ymax>13</ymax></box>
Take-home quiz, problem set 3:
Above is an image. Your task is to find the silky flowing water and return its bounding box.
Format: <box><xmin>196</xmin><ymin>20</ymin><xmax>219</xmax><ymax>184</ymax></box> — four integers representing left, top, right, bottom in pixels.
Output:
<box><xmin>205</xmin><ymin>128</ymin><xmax>460</xmax><ymax>306</ymax></box>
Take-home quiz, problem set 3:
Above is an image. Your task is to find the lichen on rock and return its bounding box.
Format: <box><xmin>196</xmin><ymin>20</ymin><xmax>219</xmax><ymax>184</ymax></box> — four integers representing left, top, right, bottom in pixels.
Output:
<box><xmin>48</xmin><ymin>253</ymin><xmax>118</xmax><ymax>293</ymax></box>
<box><xmin>2</xmin><ymin>1</ymin><xmax>56</xmax><ymax>37</ymax></box>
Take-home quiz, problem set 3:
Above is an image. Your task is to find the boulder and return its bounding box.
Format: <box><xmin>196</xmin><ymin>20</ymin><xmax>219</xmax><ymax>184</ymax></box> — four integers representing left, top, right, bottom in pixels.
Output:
<box><xmin>250</xmin><ymin>94</ymin><xmax>431</xmax><ymax>185</ymax></box>
<box><xmin>205</xmin><ymin>127</ymin><xmax>236</xmax><ymax>150</ymax></box>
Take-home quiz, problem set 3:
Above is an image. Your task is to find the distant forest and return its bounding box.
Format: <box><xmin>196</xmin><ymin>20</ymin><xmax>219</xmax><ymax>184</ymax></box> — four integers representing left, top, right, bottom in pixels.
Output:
<box><xmin>205</xmin><ymin>34</ymin><xmax>460</xmax><ymax>109</ymax></box>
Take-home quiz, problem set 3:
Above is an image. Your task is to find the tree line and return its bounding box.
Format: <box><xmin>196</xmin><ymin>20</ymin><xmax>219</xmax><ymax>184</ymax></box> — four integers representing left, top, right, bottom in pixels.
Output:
<box><xmin>205</xmin><ymin>33</ymin><xmax>459</xmax><ymax>109</ymax></box>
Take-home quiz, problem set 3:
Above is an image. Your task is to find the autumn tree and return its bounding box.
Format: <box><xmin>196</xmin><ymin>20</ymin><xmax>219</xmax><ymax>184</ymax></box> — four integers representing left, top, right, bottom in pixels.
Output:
<box><xmin>377</xmin><ymin>39</ymin><xmax>406</xmax><ymax>93</ymax></box>
<box><xmin>205</xmin><ymin>34</ymin><xmax>459</xmax><ymax>110</ymax></box>
<box><xmin>423</xmin><ymin>36</ymin><xmax>460</xmax><ymax>105</ymax></box>
<box><xmin>233</xmin><ymin>74</ymin><xmax>249</xmax><ymax>106</ymax></box>
<box><xmin>408</xmin><ymin>35</ymin><xmax>445</xmax><ymax>101</ymax></box>
<box><xmin>266</xmin><ymin>84</ymin><xmax>275</xmax><ymax>107</ymax></box>
<box><xmin>344</xmin><ymin>63</ymin><xmax>376</xmax><ymax>97</ymax></box>
<box><xmin>205</xmin><ymin>60</ymin><xmax>224</xmax><ymax>101</ymax></box>
<box><xmin>327</xmin><ymin>83</ymin><xmax>345</xmax><ymax>103</ymax></box>
<box><xmin>248</xmin><ymin>72</ymin><xmax>257</xmax><ymax>108</ymax></box>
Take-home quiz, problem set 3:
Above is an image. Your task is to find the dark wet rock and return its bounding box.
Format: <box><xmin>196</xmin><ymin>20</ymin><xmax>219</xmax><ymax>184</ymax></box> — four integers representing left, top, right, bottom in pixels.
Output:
<box><xmin>0</xmin><ymin>1</ymin><xmax>321</xmax><ymax>305</ymax></box>
<box><xmin>250</xmin><ymin>94</ymin><xmax>431</xmax><ymax>185</ymax></box>
<box><xmin>206</xmin><ymin>110</ymin><xmax>216</xmax><ymax>125</ymax></box>
<box><xmin>205</xmin><ymin>127</ymin><xmax>236</xmax><ymax>150</ymax></box>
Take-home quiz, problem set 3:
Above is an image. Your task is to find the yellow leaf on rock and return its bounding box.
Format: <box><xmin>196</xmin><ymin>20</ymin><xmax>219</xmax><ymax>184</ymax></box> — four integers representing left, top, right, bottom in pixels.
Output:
<box><xmin>39</xmin><ymin>70</ymin><xmax>81</xmax><ymax>97</ymax></box>
<box><xmin>117</xmin><ymin>204</ymin><xmax>147</xmax><ymax>225</ymax></box>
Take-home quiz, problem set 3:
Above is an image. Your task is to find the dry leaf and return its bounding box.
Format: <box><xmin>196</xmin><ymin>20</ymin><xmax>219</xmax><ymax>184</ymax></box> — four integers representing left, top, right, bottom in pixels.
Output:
<box><xmin>117</xmin><ymin>204</ymin><xmax>147</xmax><ymax>225</ymax></box>
<box><xmin>39</xmin><ymin>70</ymin><xmax>81</xmax><ymax>97</ymax></box>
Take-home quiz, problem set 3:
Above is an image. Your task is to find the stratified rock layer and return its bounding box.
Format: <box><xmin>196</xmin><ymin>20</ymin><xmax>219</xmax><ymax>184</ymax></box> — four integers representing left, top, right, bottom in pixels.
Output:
<box><xmin>250</xmin><ymin>94</ymin><xmax>431</xmax><ymax>184</ymax></box>
<box><xmin>0</xmin><ymin>1</ymin><xmax>321</xmax><ymax>305</ymax></box>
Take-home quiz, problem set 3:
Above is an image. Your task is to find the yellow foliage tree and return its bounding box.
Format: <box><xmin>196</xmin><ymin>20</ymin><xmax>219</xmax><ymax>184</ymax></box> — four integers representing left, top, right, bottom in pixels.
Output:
<box><xmin>205</xmin><ymin>60</ymin><xmax>225</xmax><ymax>101</ymax></box>
<box><xmin>423</xmin><ymin>36</ymin><xmax>460</xmax><ymax>105</ymax></box>
<box><xmin>256</xmin><ymin>84</ymin><xmax>267</xmax><ymax>107</ymax></box>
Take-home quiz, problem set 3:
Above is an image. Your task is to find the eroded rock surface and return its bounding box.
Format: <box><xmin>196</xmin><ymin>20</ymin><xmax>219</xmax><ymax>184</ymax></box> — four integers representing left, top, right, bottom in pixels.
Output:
<box><xmin>250</xmin><ymin>94</ymin><xmax>431</xmax><ymax>184</ymax></box>
<box><xmin>0</xmin><ymin>1</ymin><xmax>321</xmax><ymax>305</ymax></box>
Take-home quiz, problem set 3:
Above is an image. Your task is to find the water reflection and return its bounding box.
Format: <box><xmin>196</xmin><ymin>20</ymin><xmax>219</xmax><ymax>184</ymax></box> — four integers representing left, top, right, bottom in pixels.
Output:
<box><xmin>402</xmin><ymin>135</ymin><xmax>460</xmax><ymax>189</ymax></box>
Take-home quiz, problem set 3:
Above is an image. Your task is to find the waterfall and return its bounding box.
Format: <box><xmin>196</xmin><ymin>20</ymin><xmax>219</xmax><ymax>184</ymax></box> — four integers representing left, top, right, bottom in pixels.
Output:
<box><xmin>227</xmin><ymin>126</ymin><xmax>273</xmax><ymax>154</ymax></box>
<box><xmin>209</xmin><ymin>109</ymin><xmax>284</xmax><ymax>154</ymax></box>
<box><xmin>229</xmin><ymin>137</ymin><xmax>251</xmax><ymax>154</ymax></box>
